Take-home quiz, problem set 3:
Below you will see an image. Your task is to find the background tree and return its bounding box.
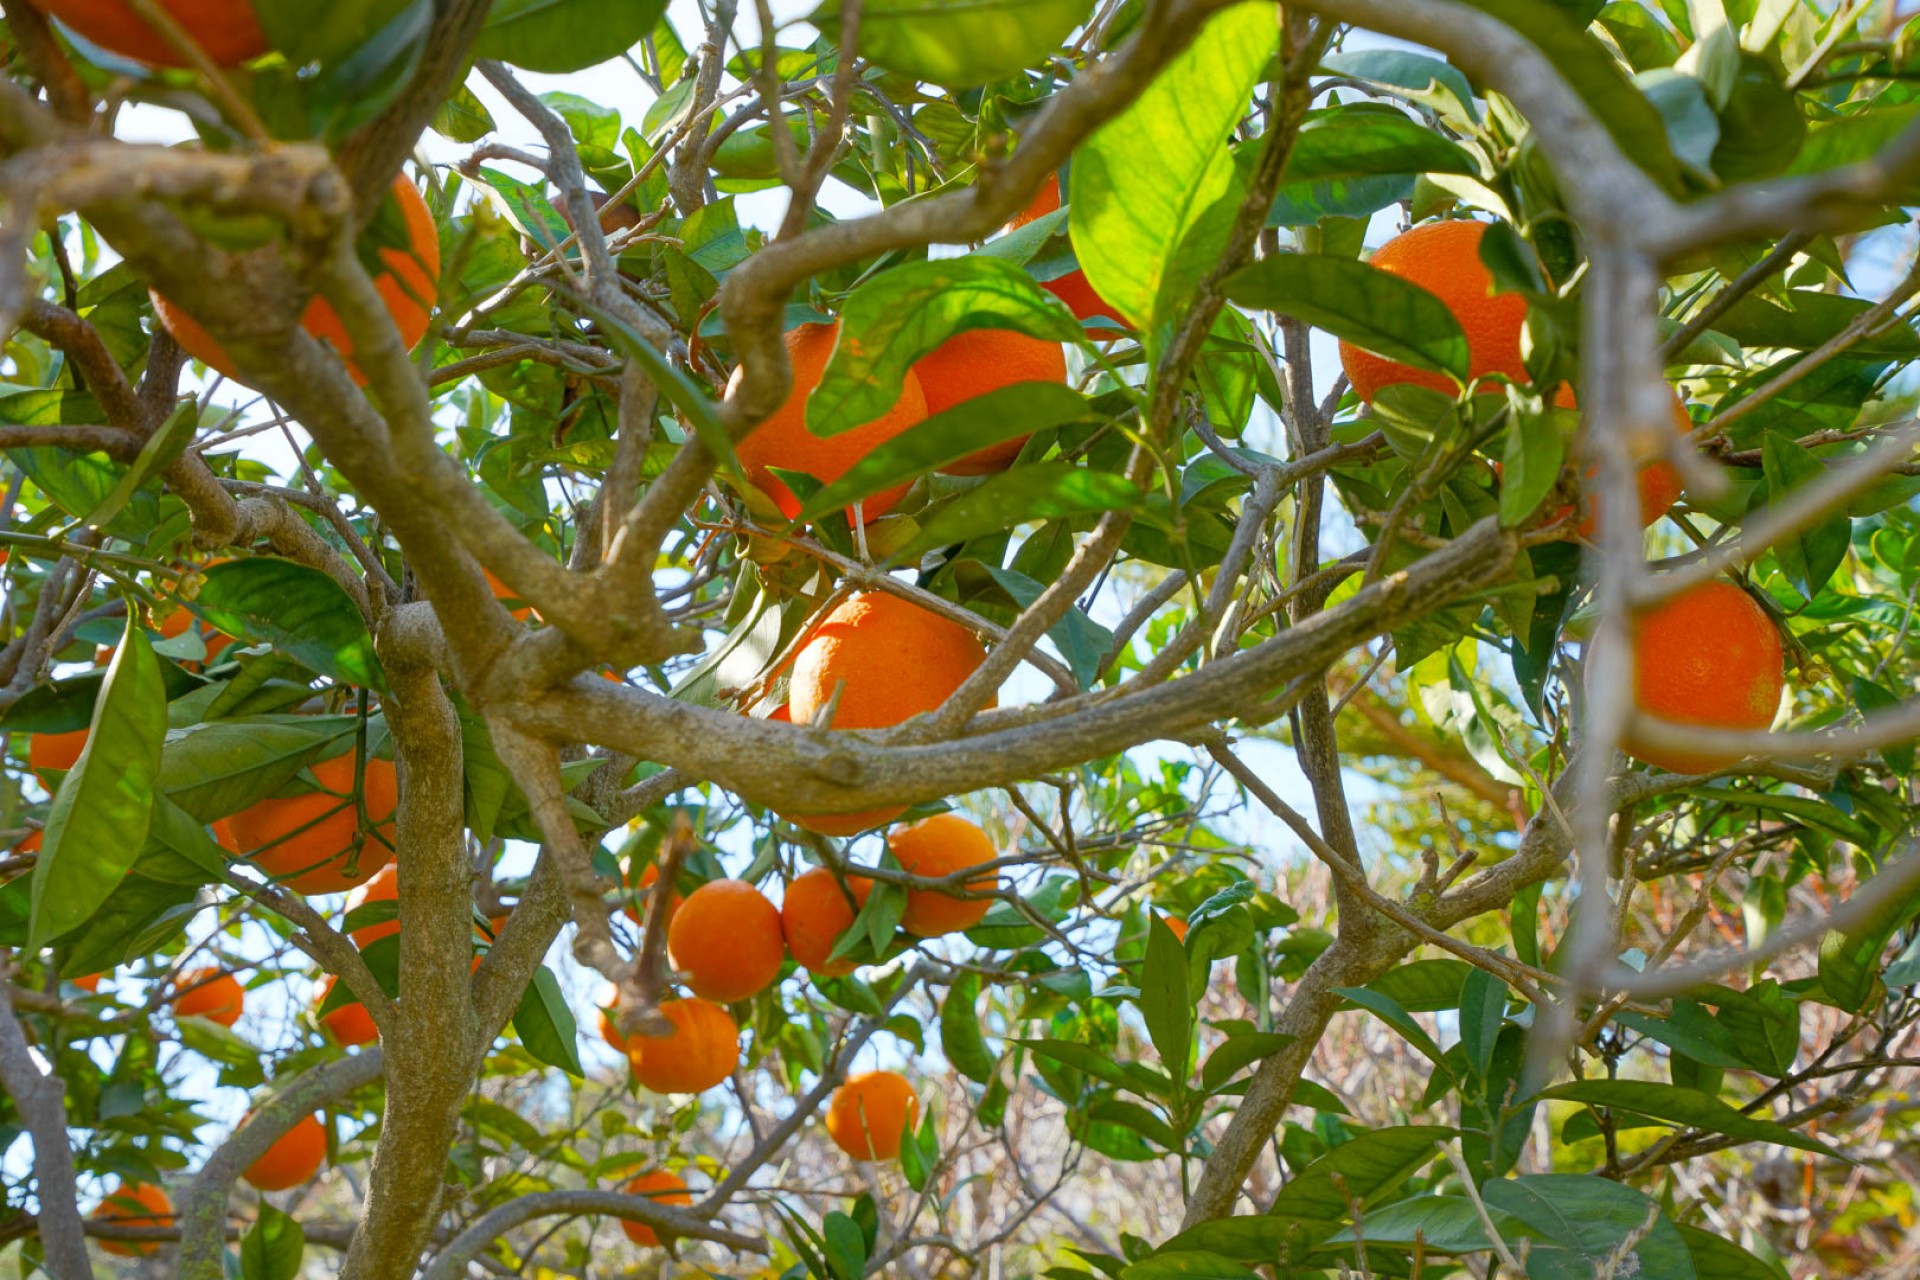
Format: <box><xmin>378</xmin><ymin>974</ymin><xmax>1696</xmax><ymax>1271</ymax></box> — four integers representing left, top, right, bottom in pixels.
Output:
<box><xmin>1</xmin><ymin>0</ymin><xmax>1919</xmax><ymax>1277</ymax></box>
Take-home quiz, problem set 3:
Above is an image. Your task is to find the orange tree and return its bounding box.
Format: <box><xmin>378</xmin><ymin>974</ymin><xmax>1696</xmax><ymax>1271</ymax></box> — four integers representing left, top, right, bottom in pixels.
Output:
<box><xmin>3</xmin><ymin>0</ymin><xmax>1920</xmax><ymax>1277</ymax></box>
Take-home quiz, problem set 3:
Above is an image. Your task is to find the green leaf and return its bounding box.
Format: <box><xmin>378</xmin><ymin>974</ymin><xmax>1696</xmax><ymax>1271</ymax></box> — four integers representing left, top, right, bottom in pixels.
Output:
<box><xmin>472</xmin><ymin>0</ymin><xmax>668</xmax><ymax>73</ymax></box>
<box><xmin>1333</xmin><ymin>987</ymin><xmax>1452</xmax><ymax>1074</ymax></box>
<box><xmin>940</xmin><ymin>973</ymin><xmax>997</xmax><ymax>1085</ymax></box>
<box><xmin>980</xmin><ymin>567</ymin><xmax>1115</xmax><ymax>692</ymax></box>
<box><xmin>1199</xmin><ymin>1031</ymin><xmax>1292</xmax><ymax>1093</ymax></box>
<box><xmin>1329</xmin><ymin>1195</ymin><xmax>1527</xmax><ymax>1254</ymax></box>
<box><xmin>1613</xmin><ymin>999</ymin><xmax>1751</xmax><ymax>1070</ymax></box>
<box><xmin>1072</xmin><ymin>2</ymin><xmax>1278</xmax><ymax>328</ymax></box>
<box><xmin>84</xmin><ymin>402</ymin><xmax>197</xmax><ymax>533</ymax></box>
<box><xmin>240</xmin><ymin>1203</ymin><xmax>305</xmax><ymax>1280</ymax></box>
<box><xmin>1819</xmin><ymin>866</ymin><xmax>1920</xmax><ymax>1013</ymax></box>
<box><xmin>1283</xmin><ymin>108</ymin><xmax>1481</xmax><ymax>184</ymax></box>
<box><xmin>1265</xmin><ymin>1126</ymin><xmax>1452</xmax><ymax>1241</ymax></box>
<box><xmin>800</xmin><ymin>383</ymin><xmax>1092</xmax><ymax>520</ymax></box>
<box><xmin>29</xmin><ymin>618</ymin><xmax>167</xmax><ymax>949</ymax></box>
<box><xmin>1852</xmin><ymin>677</ymin><xmax>1916</xmax><ymax>774</ymax></box>
<box><xmin>1119</xmin><ymin>1251</ymin><xmax>1257</xmax><ymax>1279</ymax></box>
<box><xmin>816</xmin><ymin>0</ymin><xmax>1094</xmax><ymax>88</ymax></box>
<box><xmin>1676</xmin><ymin>1223</ymin><xmax>1783</xmax><ymax>1279</ymax></box>
<box><xmin>159</xmin><ymin>717</ymin><xmax>361</xmax><ymax>822</ymax></box>
<box><xmin>1226</xmin><ymin>254</ymin><xmax>1470</xmax><ymax>379</ymax></box>
<box><xmin>1367</xmin><ymin>959</ymin><xmax>1469</xmax><ymax>1013</ymax></box>
<box><xmin>511</xmin><ymin>966</ymin><xmax>584</xmax><ymax>1078</ymax></box>
<box><xmin>1019</xmin><ymin>1039</ymin><xmax>1160</xmax><ymax>1097</ymax></box>
<box><xmin>903</xmin><ymin>464</ymin><xmax>1142</xmax><ymax>560</ymax></box>
<box><xmin>1319</xmin><ymin>49</ymin><xmax>1478</xmax><ymax>119</ymax></box>
<box><xmin>1482</xmin><ymin>1175</ymin><xmax>1697</xmax><ymax>1280</ymax></box>
<box><xmin>193</xmin><ymin>560</ymin><xmax>385</xmax><ymax>691</ymax></box>
<box><xmin>1500</xmin><ymin>398</ymin><xmax>1569</xmax><ymax>527</ymax></box>
<box><xmin>1761</xmin><ymin>433</ymin><xmax>1849</xmax><ymax>598</ymax></box>
<box><xmin>822</xmin><ymin>1211</ymin><xmax>868</xmax><ymax>1280</ymax></box>
<box><xmin>1458</xmin><ymin>969</ymin><xmax>1509</xmax><ymax>1081</ymax></box>
<box><xmin>577</xmin><ymin>300</ymin><xmax>735</xmax><ymax>477</ymax></box>
<box><xmin>1536</xmin><ymin>1081</ymin><xmax>1843</xmax><ymax>1158</ymax></box>
<box><xmin>1140</xmin><ymin>915</ymin><xmax>1192</xmax><ymax>1082</ymax></box>
<box><xmin>808</xmin><ymin>257</ymin><xmax>1081</xmax><ymax>439</ymax></box>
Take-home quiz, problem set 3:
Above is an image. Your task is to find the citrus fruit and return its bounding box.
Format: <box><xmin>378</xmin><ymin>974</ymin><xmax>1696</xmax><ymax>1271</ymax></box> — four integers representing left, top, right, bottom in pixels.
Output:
<box><xmin>317</xmin><ymin>977</ymin><xmax>378</xmax><ymax>1047</ymax></box>
<box><xmin>782</xmin><ymin>592</ymin><xmax>990</xmax><ymax>834</ymax></box>
<box><xmin>243</xmin><ymin>1113</ymin><xmax>327</xmax><ymax>1191</ymax></box>
<box><xmin>157</xmin><ymin>605</ymin><xmax>234</xmax><ymax>664</ymax></box>
<box><xmin>1550</xmin><ymin>385</ymin><xmax>1691</xmax><ymax>535</ymax></box>
<box><xmin>626</xmin><ymin>997</ymin><xmax>739</xmax><ymax>1094</ymax></box>
<box><xmin>729</xmin><ymin>321</ymin><xmax>929</xmax><ymax>523</ymax></box>
<box><xmin>667</xmin><ymin>879</ymin><xmax>786</xmax><ymax>1002</ymax></box>
<box><xmin>28</xmin><ymin>726</ymin><xmax>88</xmax><ymax>778</ymax></box>
<box><xmin>912</xmin><ymin>328</ymin><xmax>1067</xmax><ymax>475</ymax></box>
<box><xmin>825</xmin><ymin>1070</ymin><xmax>919</xmax><ymax>1160</ymax></box>
<box><xmin>1004</xmin><ymin>175</ymin><xmax>1125</xmax><ymax>327</ymax></box>
<box><xmin>345</xmin><ymin>864</ymin><xmax>400</xmax><ymax>947</ymax></box>
<box><xmin>173</xmin><ymin>967</ymin><xmax>243</xmax><ymax>1026</ymax></box>
<box><xmin>1163</xmin><ymin>915</ymin><xmax>1189</xmax><ymax>942</ymax></box>
<box><xmin>72</xmin><ymin>973</ymin><xmax>101</xmax><ymax>993</ymax></box>
<box><xmin>619</xmin><ymin>1169</ymin><xmax>692</xmax><ymax>1247</ymax></box>
<box><xmin>885</xmin><ymin>814</ymin><xmax>999</xmax><ymax>936</ymax></box>
<box><xmin>780</xmin><ymin>867</ymin><xmax>872</xmax><ymax>977</ymax></box>
<box><xmin>486</xmin><ymin>568</ymin><xmax>536</xmax><ymax>623</ymax></box>
<box><xmin>596</xmin><ymin>984</ymin><xmax>628</xmax><ymax>1053</ymax></box>
<box><xmin>154</xmin><ymin>175</ymin><xmax>440</xmax><ymax>388</ymax></box>
<box><xmin>1339</xmin><ymin>220</ymin><xmax>1530</xmax><ymax>402</ymax></box>
<box><xmin>225</xmin><ymin>751</ymin><xmax>399</xmax><ymax>894</ymax></box>
<box><xmin>1622</xmin><ymin>580</ymin><xmax>1785</xmax><ymax>774</ymax></box>
<box><xmin>93</xmin><ymin>1181</ymin><xmax>174</xmax><ymax>1257</ymax></box>
<box><xmin>30</xmin><ymin>0</ymin><xmax>267</xmax><ymax>67</ymax></box>
<box><xmin>622</xmin><ymin>860</ymin><xmax>684</xmax><ymax>927</ymax></box>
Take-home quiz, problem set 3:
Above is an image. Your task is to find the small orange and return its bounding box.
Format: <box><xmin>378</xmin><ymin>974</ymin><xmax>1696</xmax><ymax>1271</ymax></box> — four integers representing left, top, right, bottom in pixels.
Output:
<box><xmin>157</xmin><ymin>606</ymin><xmax>234</xmax><ymax>664</ymax></box>
<box><xmin>27</xmin><ymin>726</ymin><xmax>88</xmax><ymax>778</ymax></box>
<box><xmin>667</xmin><ymin>879</ymin><xmax>786</xmax><ymax>1002</ymax></box>
<box><xmin>225</xmin><ymin>751</ymin><xmax>399</xmax><ymax>894</ymax></box>
<box><xmin>825</xmin><ymin>1070</ymin><xmax>919</xmax><ymax>1160</ymax></box>
<box><xmin>1004</xmin><ymin>175</ymin><xmax>1125</xmax><ymax>327</ymax></box>
<box><xmin>913</xmin><ymin>329</ymin><xmax>1067</xmax><ymax>475</ymax></box>
<box><xmin>626</xmin><ymin>998</ymin><xmax>740</xmax><ymax>1094</ymax></box>
<box><xmin>72</xmin><ymin>973</ymin><xmax>101</xmax><ymax>993</ymax></box>
<box><xmin>619</xmin><ymin>1169</ymin><xmax>692</xmax><ymax>1247</ymax></box>
<box><xmin>730</xmin><ymin>322</ymin><xmax>930</xmax><ymax>523</ymax></box>
<box><xmin>316</xmin><ymin>978</ymin><xmax>378</xmax><ymax>1047</ymax></box>
<box><xmin>344</xmin><ymin>864</ymin><xmax>400</xmax><ymax>947</ymax></box>
<box><xmin>1339</xmin><ymin>220</ymin><xmax>1530</xmax><ymax>403</ymax></box>
<box><xmin>243</xmin><ymin>1113</ymin><xmax>327</xmax><ymax>1191</ymax></box>
<box><xmin>93</xmin><ymin>1181</ymin><xmax>174</xmax><ymax>1257</ymax></box>
<box><xmin>1551</xmin><ymin>385</ymin><xmax>1692</xmax><ymax>535</ymax></box>
<box><xmin>597</xmin><ymin>984</ymin><xmax>628</xmax><ymax>1053</ymax></box>
<box><xmin>782</xmin><ymin>592</ymin><xmax>989</xmax><ymax>833</ymax></box>
<box><xmin>1162</xmin><ymin>915</ymin><xmax>1190</xmax><ymax>942</ymax></box>
<box><xmin>172</xmin><ymin>967</ymin><xmax>243</xmax><ymax>1027</ymax></box>
<box><xmin>485</xmin><ymin>568</ymin><xmax>537</xmax><ymax>623</ymax></box>
<box><xmin>30</xmin><ymin>0</ymin><xmax>267</xmax><ymax>67</ymax></box>
<box><xmin>886</xmin><ymin>814</ymin><xmax>999</xmax><ymax>936</ymax></box>
<box><xmin>1622</xmin><ymin>581</ymin><xmax>1785</xmax><ymax>774</ymax></box>
<box><xmin>622</xmin><ymin>860</ymin><xmax>685</xmax><ymax>928</ymax></box>
<box><xmin>780</xmin><ymin>867</ymin><xmax>872</xmax><ymax>977</ymax></box>
<box><xmin>154</xmin><ymin>176</ymin><xmax>440</xmax><ymax>388</ymax></box>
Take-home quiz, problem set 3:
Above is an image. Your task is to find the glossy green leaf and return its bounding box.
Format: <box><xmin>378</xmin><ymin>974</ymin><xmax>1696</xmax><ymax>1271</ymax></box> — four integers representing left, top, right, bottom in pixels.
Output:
<box><xmin>159</xmin><ymin>717</ymin><xmax>360</xmax><ymax>822</ymax></box>
<box><xmin>1226</xmin><ymin>254</ymin><xmax>1470</xmax><ymax>379</ymax></box>
<box><xmin>1458</xmin><ymin>969</ymin><xmax>1509</xmax><ymax>1081</ymax></box>
<box><xmin>1482</xmin><ymin>1175</ymin><xmax>1697</xmax><ymax>1280</ymax></box>
<box><xmin>1333</xmin><ymin>986</ymin><xmax>1452</xmax><ymax>1074</ymax></box>
<box><xmin>241</xmin><ymin>1203</ymin><xmax>305</xmax><ymax>1280</ymax></box>
<box><xmin>1762</xmin><ymin>432</ymin><xmax>1850</xmax><ymax>598</ymax></box>
<box><xmin>472</xmin><ymin>0</ymin><xmax>668</xmax><ymax>73</ymax></box>
<box><xmin>192</xmin><ymin>560</ymin><xmax>385</xmax><ymax>691</ymax></box>
<box><xmin>1328</xmin><ymin>1194</ymin><xmax>1527</xmax><ymax>1254</ymax></box>
<box><xmin>512</xmin><ymin>966</ymin><xmax>584</xmax><ymax>1078</ymax></box>
<box><xmin>1500</xmin><ymin>399</ymin><xmax>1570</xmax><ymax>527</ymax></box>
<box><xmin>903</xmin><ymin>464</ymin><xmax>1142</xmax><ymax>560</ymax></box>
<box><xmin>1140</xmin><ymin>914</ymin><xmax>1192</xmax><ymax>1082</ymax></box>
<box><xmin>1283</xmin><ymin>108</ymin><xmax>1481</xmax><ymax>184</ymax></box>
<box><xmin>1118</xmin><ymin>1251</ymin><xmax>1257</xmax><ymax>1279</ymax></box>
<box><xmin>940</xmin><ymin>972</ymin><xmax>997</xmax><ymax>1084</ymax></box>
<box><xmin>29</xmin><ymin>619</ymin><xmax>167</xmax><ymax>949</ymax></box>
<box><xmin>1319</xmin><ymin>49</ymin><xmax>1477</xmax><ymax>119</ymax></box>
<box><xmin>1266</xmin><ymin>1126</ymin><xmax>1452</xmax><ymax>1240</ymax></box>
<box><xmin>816</xmin><ymin>0</ymin><xmax>1093</xmax><ymax>88</ymax></box>
<box><xmin>980</xmin><ymin>567</ymin><xmax>1115</xmax><ymax>692</ymax></box>
<box><xmin>1367</xmin><ymin>959</ymin><xmax>1469</xmax><ymax>1013</ymax></box>
<box><xmin>1537</xmin><ymin>1080</ymin><xmax>1842</xmax><ymax>1157</ymax></box>
<box><xmin>1199</xmin><ymin>1032</ymin><xmax>1292</xmax><ymax>1093</ymax></box>
<box><xmin>1676</xmin><ymin>1223</ymin><xmax>1783</xmax><ymax>1279</ymax></box>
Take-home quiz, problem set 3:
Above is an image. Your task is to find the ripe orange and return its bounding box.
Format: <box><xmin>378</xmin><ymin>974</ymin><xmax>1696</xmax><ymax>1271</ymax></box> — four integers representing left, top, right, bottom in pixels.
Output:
<box><xmin>173</xmin><ymin>968</ymin><xmax>243</xmax><ymax>1027</ymax></box>
<box><xmin>1005</xmin><ymin>175</ymin><xmax>1125</xmax><ymax>327</ymax></box>
<box><xmin>345</xmin><ymin>864</ymin><xmax>400</xmax><ymax>946</ymax></box>
<box><xmin>825</xmin><ymin>1070</ymin><xmax>919</xmax><ymax>1160</ymax></box>
<box><xmin>783</xmin><ymin>592</ymin><xmax>990</xmax><ymax>834</ymax></box>
<box><xmin>729</xmin><ymin>322</ymin><xmax>930</xmax><ymax>523</ymax></box>
<box><xmin>157</xmin><ymin>605</ymin><xmax>234</xmax><ymax>664</ymax></box>
<box><xmin>28</xmin><ymin>726</ymin><xmax>88</xmax><ymax>778</ymax></box>
<box><xmin>243</xmin><ymin>1113</ymin><xmax>327</xmax><ymax>1191</ymax></box>
<box><xmin>781</xmin><ymin>867</ymin><xmax>872</xmax><ymax>977</ymax></box>
<box><xmin>225</xmin><ymin>751</ymin><xmax>399</xmax><ymax>894</ymax></box>
<box><xmin>1622</xmin><ymin>581</ymin><xmax>1785</xmax><ymax>774</ymax></box>
<box><xmin>485</xmin><ymin>568</ymin><xmax>536</xmax><ymax>623</ymax></box>
<box><xmin>1162</xmin><ymin>915</ymin><xmax>1190</xmax><ymax>942</ymax></box>
<box><xmin>913</xmin><ymin>328</ymin><xmax>1067</xmax><ymax>475</ymax></box>
<box><xmin>667</xmin><ymin>879</ymin><xmax>786</xmax><ymax>1002</ymax></box>
<box><xmin>154</xmin><ymin>176</ymin><xmax>440</xmax><ymax>388</ymax></box>
<box><xmin>1549</xmin><ymin>385</ymin><xmax>1691</xmax><ymax>535</ymax></box>
<box><xmin>886</xmin><ymin>814</ymin><xmax>999</xmax><ymax>936</ymax></box>
<box><xmin>30</xmin><ymin>0</ymin><xmax>267</xmax><ymax>67</ymax></box>
<box><xmin>597</xmin><ymin>984</ymin><xmax>628</xmax><ymax>1053</ymax></box>
<box><xmin>620</xmin><ymin>1169</ymin><xmax>692</xmax><ymax>1247</ymax></box>
<box><xmin>626</xmin><ymin>997</ymin><xmax>740</xmax><ymax>1094</ymax></box>
<box><xmin>93</xmin><ymin>1181</ymin><xmax>174</xmax><ymax>1257</ymax></box>
<box><xmin>622</xmin><ymin>860</ymin><xmax>684</xmax><ymax>927</ymax></box>
<box><xmin>72</xmin><ymin>973</ymin><xmax>101</xmax><ymax>992</ymax></box>
<box><xmin>1339</xmin><ymin>220</ymin><xmax>1530</xmax><ymax>403</ymax></box>
<box><xmin>317</xmin><ymin>977</ymin><xmax>378</xmax><ymax>1047</ymax></box>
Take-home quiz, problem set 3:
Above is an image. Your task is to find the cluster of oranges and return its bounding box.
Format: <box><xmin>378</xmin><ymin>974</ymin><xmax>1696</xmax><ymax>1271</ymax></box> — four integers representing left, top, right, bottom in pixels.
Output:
<box><xmin>1345</xmin><ymin>219</ymin><xmax>1787</xmax><ymax>770</ymax></box>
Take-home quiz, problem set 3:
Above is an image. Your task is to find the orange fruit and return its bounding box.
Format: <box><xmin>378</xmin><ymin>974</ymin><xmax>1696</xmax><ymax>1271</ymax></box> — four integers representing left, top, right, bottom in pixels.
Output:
<box><xmin>626</xmin><ymin>997</ymin><xmax>740</xmax><ymax>1094</ymax></box>
<box><xmin>485</xmin><ymin>568</ymin><xmax>536</xmax><ymax>623</ymax></box>
<box><xmin>344</xmin><ymin>864</ymin><xmax>400</xmax><ymax>947</ymax></box>
<box><xmin>825</xmin><ymin>1070</ymin><xmax>919</xmax><ymax>1160</ymax></box>
<box><xmin>154</xmin><ymin>176</ymin><xmax>440</xmax><ymax>388</ymax></box>
<box><xmin>729</xmin><ymin>322</ymin><xmax>930</xmax><ymax>523</ymax></box>
<box><xmin>243</xmin><ymin>1113</ymin><xmax>327</xmax><ymax>1191</ymax></box>
<box><xmin>72</xmin><ymin>973</ymin><xmax>101</xmax><ymax>992</ymax></box>
<box><xmin>667</xmin><ymin>879</ymin><xmax>786</xmax><ymax>1002</ymax></box>
<box><xmin>157</xmin><ymin>605</ymin><xmax>233</xmax><ymax>664</ymax></box>
<box><xmin>622</xmin><ymin>860</ymin><xmax>684</xmax><ymax>927</ymax></box>
<box><xmin>317</xmin><ymin>977</ymin><xmax>378</xmax><ymax>1047</ymax></box>
<box><xmin>225</xmin><ymin>751</ymin><xmax>399</xmax><ymax>894</ymax></box>
<box><xmin>780</xmin><ymin>867</ymin><xmax>872</xmax><ymax>977</ymax></box>
<box><xmin>30</xmin><ymin>0</ymin><xmax>267</xmax><ymax>67</ymax></box>
<box><xmin>1339</xmin><ymin>220</ymin><xmax>1530</xmax><ymax>403</ymax></box>
<box><xmin>1163</xmin><ymin>915</ymin><xmax>1190</xmax><ymax>942</ymax></box>
<box><xmin>619</xmin><ymin>1169</ymin><xmax>692</xmax><ymax>1247</ymax></box>
<box><xmin>886</xmin><ymin>814</ymin><xmax>999</xmax><ymax>936</ymax></box>
<box><xmin>1549</xmin><ymin>385</ymin><xmax>1691</xmax><ymax>535</ymax></box>
<box><xmin>173</xmin><ymin>968</ymin><xmax>243</xmax><ymax>1027</ymax></box>
<box><xmin>93</xmin><ymin>1181</ymin><xmax>174</xmax><ymax>1257</ymax></box>
<box><xmin>913</xmin><ymin>328</ymin><xmax>1067</xmax><ymax>475</ymax></box>
<box><xmin>1005</xmin><ymin>175</ymin><xmax>1125</xmax><ymax>327</ymax></box>
<box><xmin>28</xmin><ymin>726</ymin><xmax>88</xmax><ymax>778</ymax></box>
<box><xmin>596</xmin><ymin>984</ymin><xmax>628</xmax><ymax>1053</ymax></box>
<box><xmin>782</xmin><ymin>592</ymin><xmax>990</xmax><ymax>834</ymax></box>
<box><xmin>1622</xmin><ymin>581</ymin><xmax>1785</xmax><ymax>774</ymax></box>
